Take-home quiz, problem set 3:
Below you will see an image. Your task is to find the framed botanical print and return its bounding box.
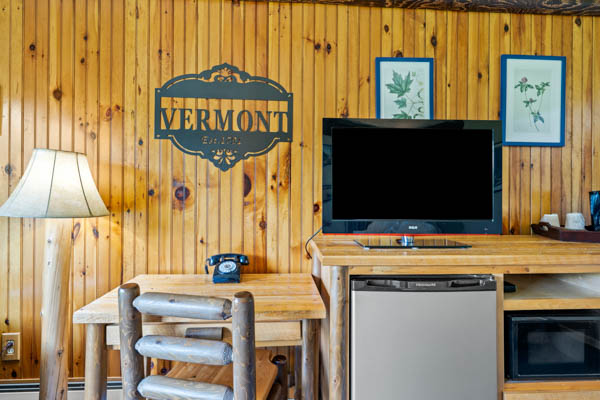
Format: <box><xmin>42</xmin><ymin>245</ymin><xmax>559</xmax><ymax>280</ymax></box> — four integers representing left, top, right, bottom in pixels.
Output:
<box><xmin>501</xmin><ymin>55</ymin><xmax>566</xmax><ymax>146</ymax></box>
<box><xmin>375</xmin><ymin>57</ymin><xmax>434</xmax><ymax>120</ymax></box>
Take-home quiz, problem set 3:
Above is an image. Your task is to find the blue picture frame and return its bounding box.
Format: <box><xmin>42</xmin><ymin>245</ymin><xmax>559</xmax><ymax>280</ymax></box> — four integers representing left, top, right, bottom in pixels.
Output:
<box><xmin>375</xmin><ymin>57</ymin><xmax>434</xmax><ymax>120</ymax></box>
<box><xmin>500</xmin><ymin>55</ymin><xmax>566</xmax><ymax>147</ymax></box>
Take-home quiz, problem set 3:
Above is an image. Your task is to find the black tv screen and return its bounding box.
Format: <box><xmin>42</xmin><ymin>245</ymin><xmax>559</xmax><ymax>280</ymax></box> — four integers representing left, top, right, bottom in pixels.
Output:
<box><xmin>322</xmin><ymin>119</ymin><xmax>502</xmax><ymax>234</ymax></box>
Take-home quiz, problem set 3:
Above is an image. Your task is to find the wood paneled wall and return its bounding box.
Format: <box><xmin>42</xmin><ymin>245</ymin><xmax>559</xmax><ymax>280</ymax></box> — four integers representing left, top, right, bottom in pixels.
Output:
<box><xmin>0</xmin><ymin>0</ymin><xmax>599</xmax><ymax>380</ymax></box>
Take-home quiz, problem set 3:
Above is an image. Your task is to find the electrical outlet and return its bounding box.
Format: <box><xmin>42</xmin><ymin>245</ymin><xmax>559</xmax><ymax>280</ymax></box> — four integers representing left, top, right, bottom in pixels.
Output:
<box><xmin>1</xmin><ymin>333</ymin><xmax>20</xmax><ymax>361</ymax></box>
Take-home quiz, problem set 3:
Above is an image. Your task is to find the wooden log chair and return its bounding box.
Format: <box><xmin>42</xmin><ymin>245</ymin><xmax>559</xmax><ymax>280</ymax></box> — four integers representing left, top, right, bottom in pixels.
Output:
<box><xmin>118</xmin><ymin>283</ymin><xmax>288</xmax><ymax>400</ymax></box>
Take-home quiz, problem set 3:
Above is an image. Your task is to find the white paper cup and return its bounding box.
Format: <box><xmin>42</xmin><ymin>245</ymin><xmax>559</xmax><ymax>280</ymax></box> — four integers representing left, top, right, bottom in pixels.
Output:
<box><xmin>540</xmin><ymin>213</ymin><xmax>560</xmax><ymax>227</ymax></box>
<box><xmin>565</xmin><ymin>212</ymin><xmax>586</xmax><ymax>230</ymax></box>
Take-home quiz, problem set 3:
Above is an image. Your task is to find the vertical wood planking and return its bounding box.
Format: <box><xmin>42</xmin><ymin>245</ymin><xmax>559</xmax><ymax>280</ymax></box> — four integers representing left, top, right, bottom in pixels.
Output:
<box><xmin>4</xmin><ymin>0</ymin><xmax>600</xmax><ymax>379</ymax></box>
<box><xmin>562</xmin><ymin>15</ymin><xmax>574</xmax><ymax>219</ymax></box>
<box><xmin>357</xmin><ymin>7</ymin><xmax>369</xmax><ymax>116</ymax></box>
<box><xmin>33</xmin><ymin>0</ymin><xmax>50</xmax><ymax>378</ymax></box>
<box><xmin>184</xmin><ymin>0</ymin><xmax>199</xmax><ymax>273</ymax></box>
<box><xmin>147</xmin><ymin>0</ymin><xmax>161</xmax><ymax>276</ymax></box>
<box><xmin>446</xmin><ymin>11</ymin><xmax>457</xmax><ymax>119</ymax></box>
<box><xmin>278</xmin><ymin>2</ymin><xmax>291</xmax><ymax>273</ymax></box>
<box><xmin>96</xmin><ymin>2</ymin><xmax>112</xmax><ymax>370</ymax></box>
<box><xmin>59</xmin><ymin>0</ymin><xmax>74</xmax><ymax>374</ymax></box>
<box><xmin>0</xmin><ymin>0</ymin><xmax>8</xmax><ymax>379</ymax></box>
<box><xmin>434</xmin><ymin>10</ymin><xmax>446</xmax><ymax>119</ymax></box>
<box><xmin>171</xmin><ymin>0</ymin><xmax>185</xmax><ymax>275</ymax></box>
<box><xmin>207</xmin><ymin>0</ymin><xmax>221</xmax><ymax>264</ymax></box>
<box><xmin>519</xmin><ymin>14</ymin><xmax>531</xmax><ymax>235</ymax></box>
<box><xmin>254</xmin><ymin>0</ymin><xmax>268</xmax><ymax>273</ymax></box>
<box><xmin>159</xmin><ymin>0</ymin><xmax>173</xmax><ymax>278</ymax></box>
<box><xmin>196</xmin><ymin>0</ymin><xmax>209</xmax><ymax>274</ymax></box>
<box><xmin>84</xmin><ymin>0</ymin><xmax>101</xmax><ymax>380</ymax></box>
<box><xmin>466</xmin><ymin>12</ymin><xmax>478</xmax><ymax>120</ymax></box>
<box><xmin>122</xmin><ymin>0</ymin><xmax>137</xmax><ymax>283</ymax></box>
<box><xmin>21</xmin><ymin>0</ymin><xmax>36</xmax><ymax>380</ymax></box>
<box><xmin>220</xmin><ymin>0</ymin><xmax>232</xmax><ymax>254</ymax></box>
<box><xmin>72</xmin><ymin>0</ymin><xmax>87</xmax><ymax>378</ymax></box>
<box><xmin>594</xmin><ymin>18</ymin><xmax>600</xmax><ymax>194</ymax></box>
<box><xmin>456</xmin><ymin>11</ymin><xmax>468</xmax><ymax>119</ymax></box>
<box><xmin>572</xmin><ymin>15</ymin><xmax>583</xmax><ymax>216</ymax></box>
<box><xmin>9</xmin><ymin>0</ymin><xmax>23</xmax><ymax>380</ymax></box>
<box><xmin>499</xmin><ymin>13</ymin><xmax>511</xmax><ymax>233</ymax></box>
<box><xmin>381</xmin><ymin>8</ymin><xmax>392</xmax><ymax>57</ymax></box>
<box><xmin>551</xmin><ymin>14</ymin><xmax>564</xmax><ymax>216</ymax></box>
<box><xmin>509</xmin><ymin>13</ymin><xmax>522</xmax><ymax>234</ymax></box>
<box><xmin>243</xmin><ymin>0</ymin><xmax>256</xmax><ymax>269</ymax></box>
<box><xmin>108</xmin><ymin>0</ymin><xmax>125</xmax><ymax>376</ymax></box>
<box><xmin>369</xmin><ymin>7</ymin><xmax>380</xmax><ymax>117</ymax></box>
<box><xmin>347</xmin><ymin>6</ymin><xmax>359</xmax><ymax>120</ymax></box>
<box><xmin>425</xmin><ymin>10</ymin><xmax>435</xmax><ymax>111</ymax></box>
<box><xmin>530</xmin><ymin>14</ymin><xmax>542</xmax><ymax>227</ymax></box>
<box><xmin>266</xmin><ymin>1</ymin><xmax>279</xmax><ymax>273</ymax></box>
<box><xmin>540</xmin><ymin>15</ymin><xmax>553</xmax><ymax>217</ymax></box>
<box><xmin>290</xmin><ymin>2</ymin><xmax>303</xmax><ymax>273</ymax></box>
<box><xmin>135</xmin><ymin>0</ymin><xmax>150</xmax><ymax>277</ymax></box>
<box><xmin>582</xmin><ymin>17</ymin><xmax>593</xmax><ymax>223</ymax></box>
<box><xmin>231</xmin><ymin>0</ymin><xmax>244</xmax><ymax>258</ymax></box>
<box><xmin>301</xmin><ymin>2</ymin><xmax>314</xmax><ymax>274</ymax></box>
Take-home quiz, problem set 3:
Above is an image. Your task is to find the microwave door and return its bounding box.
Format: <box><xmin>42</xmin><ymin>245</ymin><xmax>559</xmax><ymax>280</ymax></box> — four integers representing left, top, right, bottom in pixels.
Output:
<box><xmin>507</xmin><ymin>313</ymin><xmax>600</xmax><ymax>381</ymax></box>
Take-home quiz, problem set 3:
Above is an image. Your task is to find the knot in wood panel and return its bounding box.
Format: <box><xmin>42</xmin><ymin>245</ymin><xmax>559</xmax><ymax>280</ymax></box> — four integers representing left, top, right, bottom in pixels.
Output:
<box><xmin>52</xmin><ymin>88</ymin><xmax>62</xmax><ymax>101</ymax></box>
<box><xmin>243</xmin><ymin>173</ymin><xmax>252</xmax><ymax>197</ymax></box>
<box><xmin>71</xmin><ymin>222</ymin><xmax>81</xmax><ymax>241</ymax></box>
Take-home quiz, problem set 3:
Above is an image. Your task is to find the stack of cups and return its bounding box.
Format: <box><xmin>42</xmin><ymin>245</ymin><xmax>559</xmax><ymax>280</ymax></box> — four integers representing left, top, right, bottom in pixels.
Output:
<box><xmin>540</xmin><ymin>213</ymin><xmax>585</xmax><ymax>230</ymax></box>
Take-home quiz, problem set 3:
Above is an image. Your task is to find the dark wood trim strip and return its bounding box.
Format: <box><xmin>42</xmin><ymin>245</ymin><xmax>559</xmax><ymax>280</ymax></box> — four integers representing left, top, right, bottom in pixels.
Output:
<box><xmin>243</xmin><ymin>0</ymin><xmax>600</xmax><ymax>16</ymax></box>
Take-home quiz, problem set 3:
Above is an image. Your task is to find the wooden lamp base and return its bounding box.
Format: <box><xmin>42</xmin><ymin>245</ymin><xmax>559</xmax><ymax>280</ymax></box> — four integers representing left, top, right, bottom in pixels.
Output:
<box><xmin>39</xmin><ymin>219</ymin><xmax>73</xmax><ymax>400</ymax></box>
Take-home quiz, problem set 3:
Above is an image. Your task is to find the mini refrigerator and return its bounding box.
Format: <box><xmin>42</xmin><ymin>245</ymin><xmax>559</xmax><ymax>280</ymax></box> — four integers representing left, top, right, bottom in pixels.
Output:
<box><xmin>350</xmin><ymin>275</ymin><xmax>497</xmax><ymax>400</ymax></box>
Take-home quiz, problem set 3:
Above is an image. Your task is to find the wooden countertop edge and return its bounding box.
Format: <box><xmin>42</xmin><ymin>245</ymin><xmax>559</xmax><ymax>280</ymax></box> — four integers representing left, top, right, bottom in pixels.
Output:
<box><xmin>503</xmin><ymin>380</ymin><xmax>600</xmax><ymax>392</ymax></box>
<box><xmin>73</xmin><ymin>311</ymin><xmax>327</xmax><ymax>325</ymax></box>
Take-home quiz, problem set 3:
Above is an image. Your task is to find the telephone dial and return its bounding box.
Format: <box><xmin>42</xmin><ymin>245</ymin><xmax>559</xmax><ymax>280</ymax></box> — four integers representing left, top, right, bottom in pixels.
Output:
<box><xmin>205</xmin><ymin>253</ymin><xmax>248</xmax><ymax>284</ymax></box>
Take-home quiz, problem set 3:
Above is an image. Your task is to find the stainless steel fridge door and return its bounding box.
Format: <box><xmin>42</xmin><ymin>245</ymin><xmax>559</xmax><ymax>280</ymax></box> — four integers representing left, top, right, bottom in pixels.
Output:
<box><xmin>351</xmin><ymin>289</ymin><xmax>497</xmax><ymax>400</ymax></box>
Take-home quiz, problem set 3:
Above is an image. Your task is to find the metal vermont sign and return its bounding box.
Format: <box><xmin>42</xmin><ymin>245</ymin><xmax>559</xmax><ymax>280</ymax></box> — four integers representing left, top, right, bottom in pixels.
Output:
<box><xmin>154</xmin><ymin>64</ymin><xmax>293</xmax><ymax>171</ymax></box>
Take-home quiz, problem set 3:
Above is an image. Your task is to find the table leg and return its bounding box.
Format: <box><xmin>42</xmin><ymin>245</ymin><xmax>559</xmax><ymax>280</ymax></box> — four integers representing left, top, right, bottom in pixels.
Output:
<box><xmin>302</xmin><ymin>319</ymin><xmax>319</xmax><ymax>400</ymax></box>
<box><xmin>84</xmin><ymin>324</ymin><xmax>107</xmax><ymax>400</ymax></box>
<box><xmin>294</xmin><ymin>346</ymin><xmax>302</xmax><ymax>400</ymax></box>
<box><xmin>329</xmin><ymin>266</ymin><xmax>348</xmax><ymax>400</ymax></box>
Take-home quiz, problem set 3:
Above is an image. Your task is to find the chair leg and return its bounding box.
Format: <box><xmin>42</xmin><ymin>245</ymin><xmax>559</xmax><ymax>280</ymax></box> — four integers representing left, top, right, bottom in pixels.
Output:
<box><xmin>272</xmin><ymin>355</ymin><xmax>288</xmax><ymax>400</ymax></box>
<box><xmin>233</xmin><ymin>291</ymin><xmax>256</xmax><ymax>400</ymax></box>
<box><xmin>294</xmin><ymin>347</ymin><xmax>302</xmax><ymax>400</ymax></box>
<box><xmin>266</xmin><ymin>383</ymin><xmax>284</xmax><ymax>400</ymax></box>
<box><xmin>118</xmin><ymin>283</ymin><xmax>145</xmax><ymax>400</ymax></box>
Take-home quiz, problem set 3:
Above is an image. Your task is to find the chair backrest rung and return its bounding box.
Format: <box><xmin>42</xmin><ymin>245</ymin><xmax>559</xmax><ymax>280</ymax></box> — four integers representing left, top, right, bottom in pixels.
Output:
<box><xmin>135</xmin><ymin>335</ymin><xmax>233</xmax><ymax>366</ymax></box>
<box><xmin>185</xmin><ymin>327</ymin><xmax>223</xmax><ymax>340</ymax></box>
<box><xmin>133</xmin><ymin>292</ymin><xmax>232</xmax><ymax>321</ymax></box>
<box><xmin>138</xmin><ymin>375</ymin><xmax>233</xmax><ymax>400</ymax></box>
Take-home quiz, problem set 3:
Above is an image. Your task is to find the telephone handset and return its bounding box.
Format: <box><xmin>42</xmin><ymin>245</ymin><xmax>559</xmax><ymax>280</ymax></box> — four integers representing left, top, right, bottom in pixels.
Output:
<box><xmin>205</xmin><ymin>253</ymin><xmax>248</xmax><ymax>284</ymax></box>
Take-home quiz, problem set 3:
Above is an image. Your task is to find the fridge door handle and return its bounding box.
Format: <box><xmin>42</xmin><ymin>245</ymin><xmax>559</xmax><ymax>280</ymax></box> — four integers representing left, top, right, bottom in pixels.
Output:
<box><xmin>449</xmin><ymin>279</ymin><xmax>482</xmax><ymax>288</ymax></box>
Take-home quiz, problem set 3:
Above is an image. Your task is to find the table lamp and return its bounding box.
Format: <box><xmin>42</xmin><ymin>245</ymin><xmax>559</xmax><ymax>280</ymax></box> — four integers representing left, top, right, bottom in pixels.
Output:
<box><xmin>0</xmin><ymin>149</ymin><xmax>108</xmax><ymax>399</ymax></box>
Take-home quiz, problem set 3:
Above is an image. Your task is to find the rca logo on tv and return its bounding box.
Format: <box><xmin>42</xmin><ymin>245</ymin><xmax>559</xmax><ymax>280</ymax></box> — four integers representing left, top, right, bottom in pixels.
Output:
<box><xmin>154</xmin><ymin>63</ymin><xmax>293</xmax><ymax>171</ymax></box>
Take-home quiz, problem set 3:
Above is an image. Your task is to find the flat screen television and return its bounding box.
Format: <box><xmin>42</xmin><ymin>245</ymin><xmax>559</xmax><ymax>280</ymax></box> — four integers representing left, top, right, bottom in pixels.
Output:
<box><xmin>322</xmin><ymin>118</ymin><xmax>502</xmax><ymax>235</ymax></box>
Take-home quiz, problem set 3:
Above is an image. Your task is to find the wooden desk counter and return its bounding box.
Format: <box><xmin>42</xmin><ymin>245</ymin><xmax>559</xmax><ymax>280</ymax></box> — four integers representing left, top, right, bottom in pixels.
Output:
<box><xmin>310</xmin><ymin>235</ymin><xmax>600</xmax><ymax>400</ymax></box>
<box><xmin>74</xmin><ymin>273</ymin><xmax>325</xmax><ymax>400</ymax></box>
<box><xmin>311</xmin><ymin>235</ymin><xmax>600</xmax><ymax>274</ymax></box>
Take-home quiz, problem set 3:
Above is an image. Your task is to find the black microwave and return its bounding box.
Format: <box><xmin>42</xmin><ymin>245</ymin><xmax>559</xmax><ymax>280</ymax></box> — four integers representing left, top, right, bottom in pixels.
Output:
<box><xmin>505</xmin><ymin>310</ymin><xmax>600</xmax><ymax>380</ymax></box>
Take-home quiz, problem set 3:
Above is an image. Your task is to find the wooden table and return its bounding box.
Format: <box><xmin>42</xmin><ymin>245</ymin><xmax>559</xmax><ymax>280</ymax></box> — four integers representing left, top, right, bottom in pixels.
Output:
<box><xmin>73</xmin><ymin>273</ymin><xmax>326</xmax><ymax>400</ymax></box>
<box><xmin>310</xmin><ymin>235</ymin><xmax>600</xmax><ymax>400</ymax></box>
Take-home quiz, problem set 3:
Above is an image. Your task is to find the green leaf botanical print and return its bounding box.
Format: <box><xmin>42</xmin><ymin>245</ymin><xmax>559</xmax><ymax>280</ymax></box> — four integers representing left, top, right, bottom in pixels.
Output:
<box><xmin>386</xmin><ymin>70</ymin><xmax>425</xmax><ymax>119</ymax></box>
<box><xmin>515</xmin><ymin>77</ymin><xmax>550</xmax><ymax>131</ymax></box>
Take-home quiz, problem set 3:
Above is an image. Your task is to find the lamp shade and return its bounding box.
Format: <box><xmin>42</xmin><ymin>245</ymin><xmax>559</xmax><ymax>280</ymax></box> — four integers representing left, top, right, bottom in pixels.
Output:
<box><xmin>0</xmin><ymin>148</ymin><xmax>109</xmax><ymax>218</ymax></box>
